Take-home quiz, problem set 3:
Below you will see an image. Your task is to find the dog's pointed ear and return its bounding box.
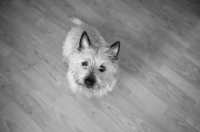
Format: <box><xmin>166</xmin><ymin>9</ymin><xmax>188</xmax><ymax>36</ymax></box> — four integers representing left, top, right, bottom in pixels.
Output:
<box><xmin>78</xmin><ymin>31</ymin><xmax>91</xmax><ymax>51</ymax></box>
<box><xmin>110</xmin><ymin>41</ymin><xmax>120</xmax><ymax>59</ymax></box>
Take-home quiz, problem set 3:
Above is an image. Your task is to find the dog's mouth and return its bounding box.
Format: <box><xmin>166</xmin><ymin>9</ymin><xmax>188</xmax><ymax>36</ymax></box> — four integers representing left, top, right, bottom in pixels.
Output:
<box><xmin>83</xmin><ymin>84</ymin><xmax>97</xmax><ymax>90</ymax></box>
<box><xmin>77</xmin><ymin>82</ymin><xmax>100</xmax><ymax>91</ymax></box>
<box><xmin>75</xmin><ymin>81</ymin><xmax>94</xmax><ymax>90</ymax></box>
<box><xmin>75</xmin><ymin>77</ymin><xmax>99</xmax><ymax>90</ymax></box>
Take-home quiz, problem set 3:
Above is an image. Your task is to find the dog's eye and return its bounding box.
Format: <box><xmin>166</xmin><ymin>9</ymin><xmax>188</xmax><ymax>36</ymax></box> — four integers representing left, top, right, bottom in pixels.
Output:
<box><xmin>82</xmin><ymin>61</ymin><xmax>88</xmax><ymax>66</ymax></box>
<box><xmin>99</xmin><ymin>65</ymin><xmax>106</xmax><ymax>72</ymax></box>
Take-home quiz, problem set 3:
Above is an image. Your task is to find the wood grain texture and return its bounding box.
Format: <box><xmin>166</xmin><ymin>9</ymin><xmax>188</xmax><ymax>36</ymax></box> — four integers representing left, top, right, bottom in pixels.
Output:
<box><xmin>0</xmin><ymin>0</ymin><xmax>200</xmax><ymax>131</ymax></box>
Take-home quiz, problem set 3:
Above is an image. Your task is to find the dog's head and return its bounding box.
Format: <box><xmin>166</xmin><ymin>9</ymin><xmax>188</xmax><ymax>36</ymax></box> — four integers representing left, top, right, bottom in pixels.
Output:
<box><xmin>67</xmin><ymin>31</ymin><xmax>120</xmax><ymax>97</ymax></box>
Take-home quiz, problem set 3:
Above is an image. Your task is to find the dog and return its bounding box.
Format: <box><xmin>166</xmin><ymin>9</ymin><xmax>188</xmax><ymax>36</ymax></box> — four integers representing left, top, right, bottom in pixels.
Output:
<box><xmin>62</xmin><ymin>17</ymin><xmax>120</xmax><ymax>97</ymax></box>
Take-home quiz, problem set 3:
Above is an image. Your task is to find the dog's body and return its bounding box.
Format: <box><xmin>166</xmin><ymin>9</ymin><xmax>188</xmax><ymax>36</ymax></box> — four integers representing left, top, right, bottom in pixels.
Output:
<box><xmin>63</xmin><ymin>18</ymin><xmax>120</xmax><ymax>97</ymax></box>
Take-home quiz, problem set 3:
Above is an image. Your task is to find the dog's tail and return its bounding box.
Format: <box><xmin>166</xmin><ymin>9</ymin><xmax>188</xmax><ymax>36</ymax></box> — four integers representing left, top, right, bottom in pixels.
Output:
<box><xmin>69</xmin><ymin>17</ymin><xmax>84</xmax><ymax>25</ymax></box>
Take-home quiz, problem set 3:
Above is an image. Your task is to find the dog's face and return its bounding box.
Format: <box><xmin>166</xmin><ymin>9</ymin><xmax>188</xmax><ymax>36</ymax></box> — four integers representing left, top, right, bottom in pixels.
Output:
<box><xmin>67</xmin><ymin>31</ymin><xmax>120</xmax><ymax>97</ymax></box>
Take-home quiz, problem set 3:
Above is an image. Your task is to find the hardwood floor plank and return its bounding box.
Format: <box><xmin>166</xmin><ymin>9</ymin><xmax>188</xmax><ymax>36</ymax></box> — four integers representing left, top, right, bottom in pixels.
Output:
<box><xmin>100</xmin><ymin>91</ymin><xmax>170</xmax><ymax>132</ymax></box>
<box><xmin>28</xmin><ymin>90</ymin><xmax>74</xmax><ymax>132</ymax></box>
<box><xmin>0</xmin><ymin>88</ymin><xmax>11</xmax><ymax>110</ymax></box>
<box><xmin>119</xmin><ymin>69</ymin><xmax>168</xmax><ymax>115</ymax></box>
<box><xmin>159</xmin><ymin>65</ymin><xmax>200</xmax><ymax>101</ymax></box>
<box><xmin>1</xmin><ymin>101</ymin><xmax>43</xmax><ymax>132</ymax></box>
<box><xmin>42</xmin><ymin>6</ymin><xmax>72</xmax><ymax>31</ymax></box>
<box><xmin>53</xmin><ymin>95</ymin><xmax>108</xmax><ymax>132</ymax></box>
<box><xmin>164</xmin><ymin>107</ymin><xmax>198</xmax><ymax>132</ymax></box>
<box><xmin>22</xmin><ymin>62</ymin><xmax>62</xmax><ymax>101</ymax></box>
<box><xmin>0</xmin><ymin>56</ymin><xmax>12</xmax><ymax>85</ymax></box>
<box><xmin>166</xmin><ymin>55</ymin><xmax>200</xmax><ymax>91</ymax></box>
<box><xmin>67</xmin><ymin>0</ymin><xmax>106</xmax><ymax>26</ymax></box>
<box><xmin>11</xmin><ymin>0</ymin><xmax>47</xmax><ymax>23</ymax></box>
<box><xmin>0</xmin><ymin>40</ymin><xmax>13</xmax><ymax>57</ymax></box>
<box><xmin>120</xmin><ymin>50</ymin><xmax>193</xmax><ymax>120</ymax></box>
<box><xmin>0</xmin><ymin>51</ymin><xmax>28</xmax><ymax>83</ymax></box>
<box><xmin>186</xmin><ymin>102</ymin><xmax>200</xmax><ymax>131</ymax></box>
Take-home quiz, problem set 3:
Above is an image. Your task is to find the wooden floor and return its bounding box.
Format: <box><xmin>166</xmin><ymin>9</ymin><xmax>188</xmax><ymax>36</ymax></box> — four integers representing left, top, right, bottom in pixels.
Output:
<box><xmin>0</xmin><ymin>0</ymin><xmax>200</xmax><ymax>131</ymax></box>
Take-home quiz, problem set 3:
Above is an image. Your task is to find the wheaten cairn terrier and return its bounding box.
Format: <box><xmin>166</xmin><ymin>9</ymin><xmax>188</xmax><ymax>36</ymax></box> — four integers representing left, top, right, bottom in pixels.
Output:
<box><xmin>63</xmin><ymin>18</ymin><xmax>120</xmax><ymax>97</ymax></box>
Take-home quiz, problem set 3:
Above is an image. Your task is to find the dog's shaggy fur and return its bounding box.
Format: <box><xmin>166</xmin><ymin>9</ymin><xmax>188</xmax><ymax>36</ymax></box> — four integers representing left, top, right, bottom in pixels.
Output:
<box><xmin>63</xmin><ymin>18</ymin><xmax>120</xmax><ymax>97</ymax></box>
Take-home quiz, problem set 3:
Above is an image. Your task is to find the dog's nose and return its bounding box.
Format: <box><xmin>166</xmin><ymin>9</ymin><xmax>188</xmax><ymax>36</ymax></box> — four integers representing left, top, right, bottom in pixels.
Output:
<box><xmin>84</xmin><ymin>76</ymin><xmax>96</xmax><ymax>88</ymax></box>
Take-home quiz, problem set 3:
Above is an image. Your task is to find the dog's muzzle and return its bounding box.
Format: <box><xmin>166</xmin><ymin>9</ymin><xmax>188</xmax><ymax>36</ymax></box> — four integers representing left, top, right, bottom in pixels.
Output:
<box><xmin>84</xmin><ymin>75</ymin><xmax>96</xmax><ymax>89</ymax></box>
